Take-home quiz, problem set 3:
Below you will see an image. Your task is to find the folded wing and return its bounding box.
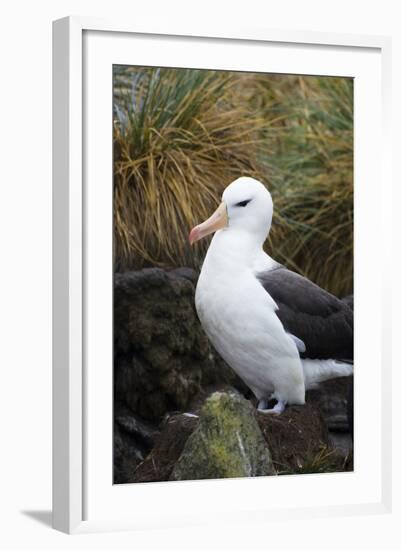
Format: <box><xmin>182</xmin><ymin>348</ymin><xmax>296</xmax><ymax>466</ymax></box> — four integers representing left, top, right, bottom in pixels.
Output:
<box><xmin>256</xmin><ymin>267</ymin><xmax>353</xmax><ymax>360</ymax></box>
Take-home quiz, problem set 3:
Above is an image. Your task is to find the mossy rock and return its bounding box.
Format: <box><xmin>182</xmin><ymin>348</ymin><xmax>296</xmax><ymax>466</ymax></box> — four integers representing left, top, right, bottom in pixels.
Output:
<box><xmin>170</xmin><ymin>391</ymin><xmax>275</xmax><ymax>480</ymax></box>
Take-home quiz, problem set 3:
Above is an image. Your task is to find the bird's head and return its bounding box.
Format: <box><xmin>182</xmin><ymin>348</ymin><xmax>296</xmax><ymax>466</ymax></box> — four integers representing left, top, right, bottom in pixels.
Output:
<box><xmin>189</xmin><ymin>177</ymin><xmax>273</xmax><ymax>245</ymax></box>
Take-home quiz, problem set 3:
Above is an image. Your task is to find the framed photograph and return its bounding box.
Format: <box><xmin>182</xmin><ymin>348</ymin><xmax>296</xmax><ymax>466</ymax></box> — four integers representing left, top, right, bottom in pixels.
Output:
<box><xmin>52</xmin><ymin>16</ymin><xmax>392</xmax><ymax>534</ymax></box>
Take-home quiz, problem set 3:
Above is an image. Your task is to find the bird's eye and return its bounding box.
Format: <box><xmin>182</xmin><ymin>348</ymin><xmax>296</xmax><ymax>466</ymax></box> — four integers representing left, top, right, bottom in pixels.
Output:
<box><xmin>235</xmin><ymin>199</ymin><xmax>251</xmax><ymax>207</ymax></box>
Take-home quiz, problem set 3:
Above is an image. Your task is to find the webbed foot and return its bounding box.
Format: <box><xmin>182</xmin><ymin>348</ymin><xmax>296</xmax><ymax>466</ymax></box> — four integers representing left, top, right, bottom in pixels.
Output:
<box><xmin>257</xmin><ymin>398</ymin><xmax>269</xmax><ymax>411</ymax></box>
<box><xmin>257</xmin><ymin>399</ymin><xmax>287</xmax><ymax>415</ymax></box>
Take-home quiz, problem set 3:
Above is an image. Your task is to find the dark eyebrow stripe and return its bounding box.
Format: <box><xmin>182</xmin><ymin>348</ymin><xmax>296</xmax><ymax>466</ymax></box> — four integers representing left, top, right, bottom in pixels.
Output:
<box><xmin>235</xmin><ymin>199</ymin><xmax>252</xmax><ymax>207</ymax></box>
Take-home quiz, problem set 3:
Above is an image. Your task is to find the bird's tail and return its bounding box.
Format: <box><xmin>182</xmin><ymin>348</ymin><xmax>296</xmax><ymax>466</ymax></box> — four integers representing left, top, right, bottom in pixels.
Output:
<box><xmin>301</xmin><ymin>358</ymin><xmax>353</xmax><ymax>390</ymax></box>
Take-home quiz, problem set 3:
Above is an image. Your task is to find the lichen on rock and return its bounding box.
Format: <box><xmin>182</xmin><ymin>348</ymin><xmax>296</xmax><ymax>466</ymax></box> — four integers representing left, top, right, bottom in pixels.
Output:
<box><xmin>170</xmin><ymin>391</ymin><xmax>275</xmax><ymax>481</ymax></box>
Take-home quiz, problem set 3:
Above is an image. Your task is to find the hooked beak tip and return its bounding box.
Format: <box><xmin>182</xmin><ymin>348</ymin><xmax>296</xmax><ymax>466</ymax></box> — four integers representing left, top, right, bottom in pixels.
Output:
<box><xmin>188</xmin><ymin>226</ymin><xmax>200</xmax><ymax>246</ymax></box>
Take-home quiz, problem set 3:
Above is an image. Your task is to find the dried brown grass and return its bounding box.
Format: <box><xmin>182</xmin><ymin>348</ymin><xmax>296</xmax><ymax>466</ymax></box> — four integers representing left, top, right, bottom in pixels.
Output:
<box><xmin>114</xmin><ymin>67</ymin><xmax>266</xmax><ymax>271</ymax></box>
<box><xmin>113</xmin><ymin>68</ymin><xmax>353</xmax><ymax>296</ymax></box>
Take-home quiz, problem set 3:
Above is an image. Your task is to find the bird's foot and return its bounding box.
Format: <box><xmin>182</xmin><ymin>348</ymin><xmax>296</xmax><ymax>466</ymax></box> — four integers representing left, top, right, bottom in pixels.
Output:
<box><xmin>257</xmin><ymin>399</ymin><xmax>287</xmax><ymax>415</ymax></box>
<box><xmin>257</xmin><ymin>398</ymin><xmax>269</xmax><ymax>411</ymax></box>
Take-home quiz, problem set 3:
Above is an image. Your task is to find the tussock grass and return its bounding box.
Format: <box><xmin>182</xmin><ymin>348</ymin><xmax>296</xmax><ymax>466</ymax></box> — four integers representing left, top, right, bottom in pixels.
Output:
<box><xmin>253</xmin><ymin>75</ymin><xmax>353</xmax><ymax>296</ymax></box>
<box><xmin>114</xmin><ymin>68</ymin><xmax>353</xmax><ymax>296</ymax></box>
<box><xmin>301</xmin><ymin>446</ymin><xmax>353</xmax><ymax>474</ymax></box>
<box><xmin>113</xmin><ymin>66</ymin><xmax>266</xmax><ymax>272</ymax></box>
<box><xmin>274</xmin><ymin>445</ymin><xmax>353</xmax><ymax>476</ymax></box>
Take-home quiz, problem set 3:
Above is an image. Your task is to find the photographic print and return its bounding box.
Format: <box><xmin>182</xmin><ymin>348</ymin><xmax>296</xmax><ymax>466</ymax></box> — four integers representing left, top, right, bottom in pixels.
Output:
<box><xmin>113</xmin><ymin>66</ymin><xmax>354</xmax><ymax>484</ymax></box>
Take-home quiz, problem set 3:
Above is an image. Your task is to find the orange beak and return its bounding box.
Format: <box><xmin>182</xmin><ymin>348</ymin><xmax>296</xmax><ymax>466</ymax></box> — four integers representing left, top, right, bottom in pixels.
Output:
<box><xmin>189</xmin><ymin>202</ymin><xmax>228</xmax><ymax>245</ymax></box>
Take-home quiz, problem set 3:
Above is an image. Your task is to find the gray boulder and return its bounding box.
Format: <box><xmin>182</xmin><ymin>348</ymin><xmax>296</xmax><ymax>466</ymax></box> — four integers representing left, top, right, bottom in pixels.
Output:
<box><xmin>170</xmin><ymin>391</ymin><xmax>275</xmax><ymax>481</ymax></box>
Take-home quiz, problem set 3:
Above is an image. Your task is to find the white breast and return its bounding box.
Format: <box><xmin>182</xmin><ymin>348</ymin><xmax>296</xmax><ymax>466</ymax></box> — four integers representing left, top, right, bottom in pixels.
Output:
<box><xmin>195</xmin><ymin>247</ymin><xmax>305</xmax><ymax>403</ymax></box>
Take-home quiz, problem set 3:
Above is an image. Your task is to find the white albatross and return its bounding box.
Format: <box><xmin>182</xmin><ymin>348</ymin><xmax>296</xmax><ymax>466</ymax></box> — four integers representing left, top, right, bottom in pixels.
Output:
<box><xmin>189</xmin><ymin>177</ymin><xmax>353</xmax><ymax>414</ymax></box>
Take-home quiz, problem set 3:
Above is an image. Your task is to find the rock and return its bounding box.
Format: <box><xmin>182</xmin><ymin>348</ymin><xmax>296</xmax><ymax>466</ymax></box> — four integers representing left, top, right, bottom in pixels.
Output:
<box><xmin>131</xmin><ymin>412</ymin><xmax>199</xmax><ymax>483</ymax></box>
<box><xmin>170</xmin><ymin>391</ymin><xmax>275</xmax><ymax>481</ymax></box>
<box><xmin>342</xmin><ymin>295</ymin><xmax>354</xmax><ymax>311</ymax></box>
<box><xmin>307</xmin><ymin>377</ymin><xmax>353</xmax><ymax>433</ymax></box>
<box><xmin>113</xmin><ymin>402</ymin><xmax>160</xmax><ymax>483</ymax></box>
<box><xmin>306</xmin><ymin>377</ymin><xmax>353</xmax><ymax>462</ymax></box>
<box><xmin>169</xmin><ymin>267</ymin><xmax>199</xmax><ymax>283</ymax></box>
<box><xmin>114</xmin><ymin>422</ymin><xmax>147</xmax><ymax>484</ymax></box>
<box><xmin>116</xmin><ymin>412</ymin><xmax>159</xmax><ymax>448</ymax></box>
<box><xmin>347</xmin><ymin>377</ymin><xmax>354</xmax><ymax>439</ymax></box>
<box><xmin>114</xmin><ymin>268</ymin><xmax>246</xmax><ymax>421</ymax></box>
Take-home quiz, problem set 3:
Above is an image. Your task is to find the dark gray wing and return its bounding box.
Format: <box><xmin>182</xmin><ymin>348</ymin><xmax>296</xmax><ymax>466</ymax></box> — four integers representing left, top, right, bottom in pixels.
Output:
<box><xmin>256</xmin><ymin>267</ymin><xmax>353</xmax><ymax>360</ymax></box>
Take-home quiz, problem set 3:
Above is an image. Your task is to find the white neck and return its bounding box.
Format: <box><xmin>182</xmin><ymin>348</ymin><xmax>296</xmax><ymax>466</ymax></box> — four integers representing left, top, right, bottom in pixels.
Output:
<box><xmin>202</xmin><ymin>227</ymin><xmax>270</xmax><ymax>275</ymax></box>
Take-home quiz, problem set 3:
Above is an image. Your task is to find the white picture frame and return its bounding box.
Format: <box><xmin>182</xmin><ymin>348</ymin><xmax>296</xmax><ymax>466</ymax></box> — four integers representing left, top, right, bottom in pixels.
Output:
<box><xmin>52</xmin><ymin>16</ymin><xmax>392</xmax><ymax>534</ymax></box>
